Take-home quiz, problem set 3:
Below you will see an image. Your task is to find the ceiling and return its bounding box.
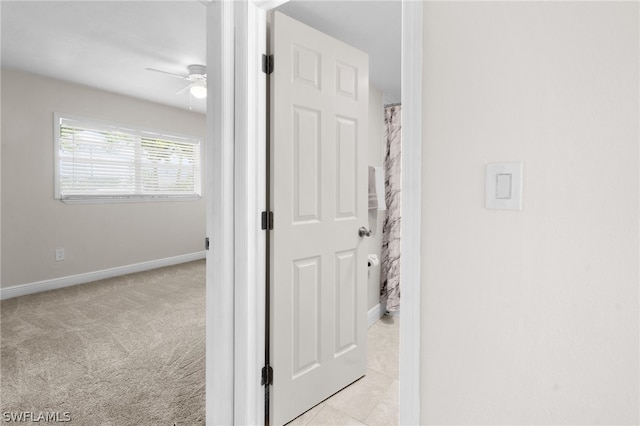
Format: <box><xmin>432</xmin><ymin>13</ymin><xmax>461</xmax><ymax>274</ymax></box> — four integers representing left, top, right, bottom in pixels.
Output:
<box><xmin>1</xmin><ymin>1</ymin><xmax>400</xmax><ymax>114</ymax></box>
<box><xmin>1</xmin><ymin>1</ymin><xmax>208</xmax><ymax>113</ymax></box>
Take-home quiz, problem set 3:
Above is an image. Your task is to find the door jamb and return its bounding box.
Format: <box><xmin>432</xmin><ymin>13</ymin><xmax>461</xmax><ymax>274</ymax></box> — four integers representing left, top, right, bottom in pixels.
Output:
<box><xmin>398</xmin><ymin>2</ymin><xmax>423</xmax><ymax>424</ymax></box>
<box><xmin>209</xmin><ymin>1</ymin><xmax>424</xmax><ymax>424</ymax></box>
<box><xmin>205</xmin><ymin>2</ymin><xmax>236</xmax><ymax>425</ymax></box>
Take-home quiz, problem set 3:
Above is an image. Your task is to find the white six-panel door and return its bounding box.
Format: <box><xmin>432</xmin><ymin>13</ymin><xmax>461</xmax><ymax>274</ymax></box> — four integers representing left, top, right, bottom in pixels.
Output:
<box><xmin>269</xmin><ymin>11</ymin><xmax>370</xmax><ymax>426</ymax></box>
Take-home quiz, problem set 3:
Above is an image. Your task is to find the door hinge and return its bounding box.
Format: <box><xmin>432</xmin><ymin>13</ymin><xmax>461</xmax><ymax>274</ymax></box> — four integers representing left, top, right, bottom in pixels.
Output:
<box><xmin>262</xmin><ymin>54</ymin><xmax>274</xmax><ymax>75</ymax></box>
<box><xmin>261</xmin><ymin>365</ymin><xmax>273</xmax><ymax>386</ymax></box>
<box><xmin>205</xmin><ymin>237</ymin><xmax>210</xmax><ymax>251</ymax></box>
<box><xmin>261</xmin><ymin>211</ymin><xmax>274</xmax><ymax>230</ymax></box>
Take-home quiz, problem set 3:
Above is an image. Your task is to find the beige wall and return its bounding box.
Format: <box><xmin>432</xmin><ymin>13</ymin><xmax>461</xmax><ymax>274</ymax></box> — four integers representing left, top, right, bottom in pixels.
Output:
<box><xmin>1</xmin><ymin>69</ymin><xmax>206</xmax><ymax>288</ymax></box>
<box><xmin>367</xmin><ymin>84</ymin><xmax>384</xmax><ymax>311</ymax></box>
<box><xmin>420</xmin><ymin>2</ymin><xmax>639</xmax><ymax>424</ymax></box>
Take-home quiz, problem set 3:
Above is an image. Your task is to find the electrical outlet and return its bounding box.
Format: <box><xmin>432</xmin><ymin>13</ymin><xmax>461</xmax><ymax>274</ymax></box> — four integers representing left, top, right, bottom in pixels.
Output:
<box><xmin>55</xmin><ymin>248</ymin><xmax>65</xmax><ymax>261</ymax></box>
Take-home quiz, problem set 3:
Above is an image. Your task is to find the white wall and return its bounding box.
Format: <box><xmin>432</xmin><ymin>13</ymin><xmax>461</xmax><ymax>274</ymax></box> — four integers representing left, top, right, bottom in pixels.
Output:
<box><xmin>1</xmin><ymin>69</ymin><xmax>206</xmax><ymax>288</ymax></box>
<box><xmin>368</xmin><ymin>84</ymin><xmax>384</xmax><ymax>311</ymax></box>
<box><xmin>420</xmin><ymin>2</ymin><xmax>639</xmax><ymax>424</ymax></box>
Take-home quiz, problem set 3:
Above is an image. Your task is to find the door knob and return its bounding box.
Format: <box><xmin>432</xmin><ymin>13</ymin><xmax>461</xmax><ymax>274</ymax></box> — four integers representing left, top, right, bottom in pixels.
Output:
<box><xmin>358</xmin><ymin>226</ymin><xmax>371</xmax><ymax>237</ymax></box>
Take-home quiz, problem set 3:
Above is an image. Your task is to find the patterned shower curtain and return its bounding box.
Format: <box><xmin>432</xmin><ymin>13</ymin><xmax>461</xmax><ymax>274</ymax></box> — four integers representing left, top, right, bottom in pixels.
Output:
<box><xmin>381</xmin><ymin>104</ymin><xmax>401</xmax><ymax>312</ymax></box>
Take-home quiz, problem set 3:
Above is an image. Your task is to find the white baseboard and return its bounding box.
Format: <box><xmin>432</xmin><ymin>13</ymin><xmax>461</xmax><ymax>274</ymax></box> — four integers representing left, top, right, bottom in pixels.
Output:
<box><xmin>368</xmin><ymin>302</ymin><xmax>385</xmax><ymax>328</ymax></box>
<box><xmin>0</xmin><ymin>252</ymin><xmax>206</xmax><ymax>300</ymax></box>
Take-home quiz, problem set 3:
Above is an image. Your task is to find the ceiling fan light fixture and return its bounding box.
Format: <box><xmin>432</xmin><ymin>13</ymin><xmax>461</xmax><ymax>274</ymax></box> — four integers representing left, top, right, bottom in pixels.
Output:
<box><xmin>190</xmin><ymin>80</ymin><xmax>207</xmax><ymax>99</ymax></box>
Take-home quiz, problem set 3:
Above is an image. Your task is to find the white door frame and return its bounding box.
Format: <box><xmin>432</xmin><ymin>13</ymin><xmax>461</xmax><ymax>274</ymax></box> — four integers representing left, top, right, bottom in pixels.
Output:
<box><xmin>205</xmin><ymin>2</ymin><xmax>236</xmax><ymax>425</ymax></box>
<box><xmin>205</xmin><ymin>1</ymin><xmax>423</xmax><ymax>424</ymax></box>
<box><xmin>397</xmin><ymin>2</ymin><xmax>423</xmax><ymax>424</ymax></box>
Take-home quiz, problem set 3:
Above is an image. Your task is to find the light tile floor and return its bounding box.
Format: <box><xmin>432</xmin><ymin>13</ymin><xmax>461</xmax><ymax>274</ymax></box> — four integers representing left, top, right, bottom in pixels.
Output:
<box><xmin>287</xmin><ymin>315</ymin><xmax>399</xmax><ymax>426</ymax></box>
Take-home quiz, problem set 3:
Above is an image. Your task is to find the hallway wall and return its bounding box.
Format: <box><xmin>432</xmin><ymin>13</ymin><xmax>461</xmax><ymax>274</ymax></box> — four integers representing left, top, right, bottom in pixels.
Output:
<box><xmin>419</xmin><ymin>2</ymin><xmax>639</xmax><ymax>424</ymax></box>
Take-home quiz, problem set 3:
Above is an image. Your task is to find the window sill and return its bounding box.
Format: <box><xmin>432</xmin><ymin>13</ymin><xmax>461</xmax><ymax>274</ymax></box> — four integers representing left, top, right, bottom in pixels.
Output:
<box><xmin>58</xmin><ymin>195</ymin><xmax>202</xmax><ymax>205</ymax></box>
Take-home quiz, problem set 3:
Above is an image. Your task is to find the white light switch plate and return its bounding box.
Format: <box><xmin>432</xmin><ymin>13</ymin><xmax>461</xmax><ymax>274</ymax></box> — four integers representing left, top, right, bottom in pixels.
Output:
<box><xmin>485</xmin><ymin>162</ymin><xmax>523</xmax><ymax>210</ymax></box>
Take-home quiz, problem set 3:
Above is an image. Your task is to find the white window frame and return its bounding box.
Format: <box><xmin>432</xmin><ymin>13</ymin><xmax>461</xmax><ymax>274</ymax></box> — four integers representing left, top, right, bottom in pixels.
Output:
<box><xmin>53</xmin><ymin>112</ymin><xmax>203</xmax><ymax>203</ymax></box>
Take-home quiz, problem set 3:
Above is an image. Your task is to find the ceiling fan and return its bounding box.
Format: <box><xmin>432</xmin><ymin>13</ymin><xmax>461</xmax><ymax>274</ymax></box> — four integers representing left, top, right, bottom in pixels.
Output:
<box><xmin>146</xmin><ymin>64</ymin><xmax>207</xmax><ymax>99</ymax></box>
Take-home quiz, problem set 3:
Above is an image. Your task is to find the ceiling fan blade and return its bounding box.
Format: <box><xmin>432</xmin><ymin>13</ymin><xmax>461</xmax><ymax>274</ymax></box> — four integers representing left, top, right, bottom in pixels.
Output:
<box><xmin>146</xmin><ymin>67</ymin><xmax>188</xmax><ymax>80</ymax></box>
<box><xmin>176</xmin><ymin>83</ymin><xmax>193</xmax><ymax>95</ymax></box>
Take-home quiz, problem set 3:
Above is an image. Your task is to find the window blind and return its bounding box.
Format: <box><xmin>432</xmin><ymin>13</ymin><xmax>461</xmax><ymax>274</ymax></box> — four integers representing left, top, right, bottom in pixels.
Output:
<box><xmin>55</xmin><ymin>114</ymin><xmax>202</xmax><ymax>201</ymax></box>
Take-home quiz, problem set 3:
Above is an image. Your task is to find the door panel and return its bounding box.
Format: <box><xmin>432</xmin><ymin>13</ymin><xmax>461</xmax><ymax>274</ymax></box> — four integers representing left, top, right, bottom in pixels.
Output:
<box><xmin>336</xmin><ymin>117</ymin><xmax>358</xmax><ymax>218</ymax></box>
<box><xmin>270</xmin><ymin>11</ymin><xmax>369</xmax><ymax>426</ymax></box>
<box><xmin>335</xmin><ymin>249</ymin><xmax>357</xmax><ymax>355</ymax></box>
<box><xmin>292</xmin><ymin>106</ymin><xmax>321</xmax><ymax>222</ymax></box>
<box><xmin>292</xmin><ymin>256</ymin><xmax>321</xmax><ymax>377</ymax></box>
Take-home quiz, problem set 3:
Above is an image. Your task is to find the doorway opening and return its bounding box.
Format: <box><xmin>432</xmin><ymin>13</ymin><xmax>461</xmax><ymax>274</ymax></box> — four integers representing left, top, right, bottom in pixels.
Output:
<box><xmin>204</xmin><ymin>0</ymin><xmax>423</xmax><ymax>424</ymax></box>
<box><xmin>267</xmin><ymin>2</ymin><xmax>401</xmax><ymax>424</ymax></box>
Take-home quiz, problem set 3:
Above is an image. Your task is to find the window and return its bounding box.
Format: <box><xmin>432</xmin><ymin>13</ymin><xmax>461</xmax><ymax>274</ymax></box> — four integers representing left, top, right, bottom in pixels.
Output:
<box><xmin>54</xmin><ymin>114</ymin><xmax>202</xmax><ymax>202</ymax></box>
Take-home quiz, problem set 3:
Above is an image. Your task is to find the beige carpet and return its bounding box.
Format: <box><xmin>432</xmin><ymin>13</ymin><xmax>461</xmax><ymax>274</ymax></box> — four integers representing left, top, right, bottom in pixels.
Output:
<box><xmin>1</xmin><ymin>260</ymin><xmax>205</xmax><ymax>425</ymax></box>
